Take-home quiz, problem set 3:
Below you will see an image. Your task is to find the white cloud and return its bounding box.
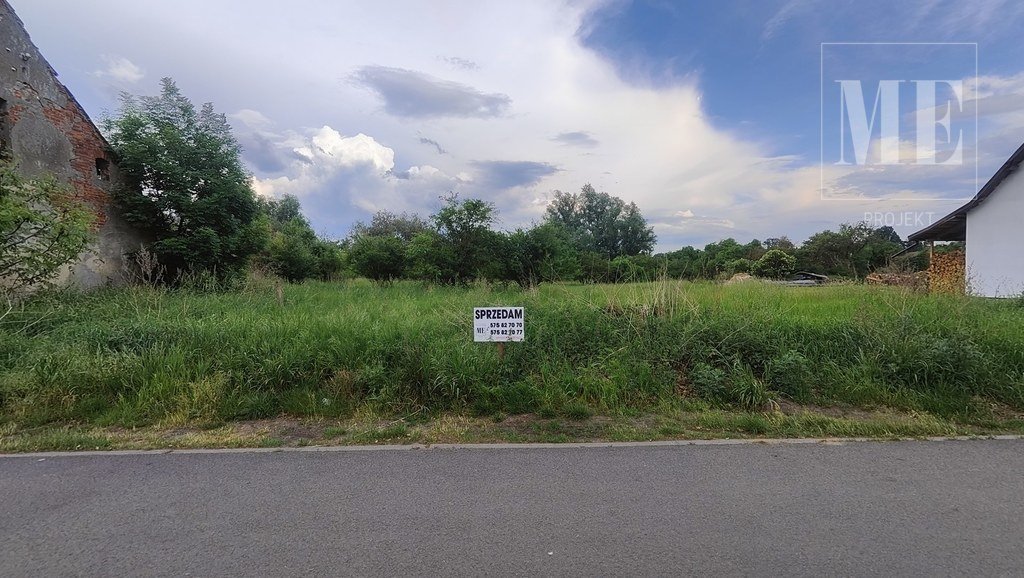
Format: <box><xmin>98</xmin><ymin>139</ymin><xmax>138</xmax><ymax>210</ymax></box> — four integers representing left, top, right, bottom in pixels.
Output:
<box><xmin>29</xmin><ymin>0</ymin><xmax>1024</xmax><ymax>247</ymax></box>
<box><xmin>230</xmin><ymin>109</ymin><xmax>273</xmax><ymax>130</ymax></box>
<box><xmin>252</xmin><ymin>126</ymin><xmax>395</xmax><ymax>197</ymax></box>
<box><xmin>92</xmin><ymin>54</ymin><xmax>144</xmax><ymax>84</ymax></box>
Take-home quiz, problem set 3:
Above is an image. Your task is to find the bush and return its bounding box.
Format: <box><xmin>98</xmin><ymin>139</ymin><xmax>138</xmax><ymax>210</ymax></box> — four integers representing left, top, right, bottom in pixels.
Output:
<box><xmin>0</xmin><ymin>161</ymin><xmax>93</xmax><ymax>294</ymax></box>
<box><xmin>751</xmin><ymin>249</ymin><xmax>796</xmax><ymax>279</ymax></box>
<box><xmin>348</xmin><ymin>235</ymin><xmax>406</xmax><ymax>283</ymax></box>
<box><xmin>689</xmin><ymin>362</ymin><xmax>727</xmax><ymax>400</ymax></box>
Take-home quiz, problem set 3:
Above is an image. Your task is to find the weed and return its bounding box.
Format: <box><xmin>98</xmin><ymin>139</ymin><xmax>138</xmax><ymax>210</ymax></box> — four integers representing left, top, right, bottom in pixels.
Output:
<box><xmin>1</xmin><ymin>281</ymin><xmax>1022</xmax><ymax>434</ymax></box>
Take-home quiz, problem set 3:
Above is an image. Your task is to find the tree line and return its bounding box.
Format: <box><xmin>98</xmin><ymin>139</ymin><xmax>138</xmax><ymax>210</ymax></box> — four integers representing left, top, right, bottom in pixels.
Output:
<box><xmin>1</xmin><ymin>78</ymin><xmax>921</xmax><ymax>295</ymax></box>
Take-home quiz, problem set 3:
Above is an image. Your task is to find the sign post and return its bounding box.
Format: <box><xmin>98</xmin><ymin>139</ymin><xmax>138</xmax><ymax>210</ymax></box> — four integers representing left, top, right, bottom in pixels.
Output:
<box><xmin>473</xmin><ymin>306</ymin><xmax>524</xmax><ymax>362</ymax></box>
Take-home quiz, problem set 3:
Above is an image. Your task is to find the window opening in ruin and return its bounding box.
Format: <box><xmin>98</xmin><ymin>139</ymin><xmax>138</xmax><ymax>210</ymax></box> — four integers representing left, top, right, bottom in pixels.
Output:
<box><xmin>95</xmin><ymin>157</ymin><xmax>110</xmax><ymax>181</ymax></box>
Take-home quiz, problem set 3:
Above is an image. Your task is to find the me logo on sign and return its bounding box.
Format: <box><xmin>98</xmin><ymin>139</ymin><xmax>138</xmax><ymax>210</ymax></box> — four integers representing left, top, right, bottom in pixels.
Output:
<box><xmin>473</xmin><ymin>307</ymin><xmax>524</xmax><ymax>342</ymax></box>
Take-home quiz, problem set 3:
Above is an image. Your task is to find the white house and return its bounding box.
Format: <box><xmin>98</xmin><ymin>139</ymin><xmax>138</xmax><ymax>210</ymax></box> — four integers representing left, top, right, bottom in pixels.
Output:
<box><xmin>909</xmin><ymin>142</ymin><xmax>1024</xmax><ymax>297</ymax></box>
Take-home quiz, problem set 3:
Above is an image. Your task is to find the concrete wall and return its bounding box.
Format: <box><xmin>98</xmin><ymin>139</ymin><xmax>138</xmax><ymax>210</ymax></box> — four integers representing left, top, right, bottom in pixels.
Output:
<box><xmin>1</xmin><ymin>0</ymin><xmax>140</xmax><ymax>289</ymax></box>
<box><xmin>966</xmin><ymin>168</ymin><xmax>1024</xmax><ymax>297</ymax></box>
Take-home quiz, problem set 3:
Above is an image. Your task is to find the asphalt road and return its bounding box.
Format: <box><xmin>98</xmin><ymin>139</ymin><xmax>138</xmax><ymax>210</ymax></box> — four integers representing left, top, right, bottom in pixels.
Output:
<box><xmin>2</xmin><ymin>439</ymin><xmax>1023</xmax><ymax>577</ymax></box>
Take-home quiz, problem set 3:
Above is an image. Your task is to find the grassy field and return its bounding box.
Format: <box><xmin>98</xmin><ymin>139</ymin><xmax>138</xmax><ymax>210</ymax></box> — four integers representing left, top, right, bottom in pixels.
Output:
<box><xmin>2</xmin><ymin>278</ymin><xmax>1023</xmax><ymax>450</ymax></box>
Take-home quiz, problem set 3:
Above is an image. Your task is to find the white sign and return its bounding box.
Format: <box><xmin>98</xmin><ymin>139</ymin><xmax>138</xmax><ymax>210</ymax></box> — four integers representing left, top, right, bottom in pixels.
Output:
<box><xmin>473</xmin><ymin>307</ymin><xmax>524</xmax><ymax>342</ymax></box>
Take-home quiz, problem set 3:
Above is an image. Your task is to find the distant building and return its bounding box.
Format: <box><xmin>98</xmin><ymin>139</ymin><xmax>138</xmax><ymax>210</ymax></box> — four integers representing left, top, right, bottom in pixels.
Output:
<box><xmin>1</xmin><ymin>0</ymin><xmax>139</xmax><ymax>288</ymax></box>
<box><xmin>909</xmin><ymin>142</ymin><xmax>1024</xmax><ymax>298</ymax></box>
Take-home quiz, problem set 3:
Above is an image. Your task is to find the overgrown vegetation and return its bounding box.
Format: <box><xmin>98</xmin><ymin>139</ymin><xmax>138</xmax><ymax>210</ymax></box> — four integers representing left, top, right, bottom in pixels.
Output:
<box><xmin>2</xmin><ymin>281</ymin><xmax>1022</xmax><ymax>439</ymax></box>
<box><xmin>0</xmin><ymin>160</ymin><xmax>93</xmax><ymax>296</ymax></box>
<box><xmin>105</xmin><ymin>78</ymin><xmax>266</xmax><ymax>282</ymax></box>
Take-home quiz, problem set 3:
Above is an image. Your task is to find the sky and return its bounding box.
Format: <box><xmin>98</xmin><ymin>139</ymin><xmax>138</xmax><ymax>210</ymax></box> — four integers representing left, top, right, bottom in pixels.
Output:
<box><xmin>10</xmin><ymin>0</ymin><xmax>1024</xmax><ymax>250</ymax></box>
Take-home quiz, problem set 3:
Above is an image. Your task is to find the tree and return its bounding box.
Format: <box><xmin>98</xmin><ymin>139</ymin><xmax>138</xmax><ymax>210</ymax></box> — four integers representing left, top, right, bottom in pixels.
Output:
<box><xmin>262</xmin><ymin>195</ymin><xmax>304</xmax><ymax>227</ymax></box>
<box><xmin>0</xmin><ymin>161</ymin><xmax>93</xmax><ymax>295</ymax></box>
<box><xmin>405</xmin><ymin>229</ymin><xmax>455</xmax><ymax>283</ymax></box>
<box><xmin>104</xmin><ymin>78</ymin><xmax>265</xmax><ymax>280</ymax></box>
<box><xmin>351</xmin><ymin>210</ymin><xmax>430</xmax><ymax>242</ymax></box>
<box><xmin>257</xmin><ymin>194</ymin><xmax>344</xmax><ymax>282</ymax></box>
<box><xmin>348</xmin><ymin>234</ymin><xmax>406</xmax><ymax>283</ymax></box>
<box><xmin>266</xmin><ymin>218</ymin><xmax>317</xmax><ymax>283</ymax></box>
<box><xmin>752</xmin><ymin>249</ymin><xmax>796</xmax><ymax>279</ymax></box>
<box><xmin>764</xmin><ymin>236</ymin><xmax>796</xmax><ymax>253</ymax></box>
<box><xmin>430</xmin><ymin>194</ymin><xmax>498</xmax><ymax>284</ymax></box>
<box><xmin>796</xmin><ymin>222</ymin><xmax>901</xmax><ymax>278</ymax></box>
<box><xmin>544</xmin><ymin>184</ymin><xmax>655</xmax><ymax>258</ymax></box>
<box><xmin>504</xmin><ymin>222</ymin><xmax>581</xmax><ymax>287</ymax></box>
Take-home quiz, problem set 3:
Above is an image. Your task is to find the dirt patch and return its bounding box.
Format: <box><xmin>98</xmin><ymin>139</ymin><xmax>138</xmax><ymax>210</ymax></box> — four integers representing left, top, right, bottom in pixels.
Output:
<box><xmin>775</xmin><ymin>399</ymin><xmax>899</xmax><ymax>421</ymax></box>
<box><xmin>979</xmin><ymin>400</ymin><xmax>1024</xmax><ymax>421</ymax></box>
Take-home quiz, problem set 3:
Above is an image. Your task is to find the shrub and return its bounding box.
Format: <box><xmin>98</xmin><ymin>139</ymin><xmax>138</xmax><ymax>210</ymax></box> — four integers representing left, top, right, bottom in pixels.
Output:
<box><xmin>689</xmin><ymin>362</ymin><xmax>727</xmax><ymax>401</ymax></box>
<box><xmin>752</xmin><ymin>249</ymin><xmax>796</xmax><ymax>279</ymax></box>
<box><xmin>348</xmin><ymin>235</ymin><xmax>407</xmax><ymax>283</ymax></box>
<box><xmin>0</xmin><ymin>161</ymin><xmax>93</xmax><ymax>294</ymax></box>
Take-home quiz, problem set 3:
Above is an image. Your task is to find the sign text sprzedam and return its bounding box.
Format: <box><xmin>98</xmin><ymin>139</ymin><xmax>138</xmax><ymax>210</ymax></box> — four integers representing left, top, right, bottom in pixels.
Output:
<box><xmin>473</xmin><ymin>307</ymin><xmax>524</xmax><ymax>342</ymax></box>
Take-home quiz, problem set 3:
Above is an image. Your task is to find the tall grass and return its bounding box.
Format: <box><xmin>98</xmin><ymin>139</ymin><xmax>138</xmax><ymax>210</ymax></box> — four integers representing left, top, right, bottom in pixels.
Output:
<box><xmin>1</xmin><ymin>278</ymin><xmax>1022</xmax><ymax>427</ymax></box>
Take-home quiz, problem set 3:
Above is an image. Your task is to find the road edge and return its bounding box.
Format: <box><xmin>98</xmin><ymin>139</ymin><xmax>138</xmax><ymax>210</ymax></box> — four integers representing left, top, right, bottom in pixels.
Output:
<box><xmin>2</xmin><ymin>434</ymin><xmax>1022</xmax><ymax>458</ymax></box>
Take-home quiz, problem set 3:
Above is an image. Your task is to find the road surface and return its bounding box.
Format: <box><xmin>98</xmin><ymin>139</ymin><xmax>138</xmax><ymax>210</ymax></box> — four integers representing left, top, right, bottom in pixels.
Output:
<box><xmin>2</xmin><ymin>439</ymin><xmax>1023</xmax><ymax>576</ymax></box>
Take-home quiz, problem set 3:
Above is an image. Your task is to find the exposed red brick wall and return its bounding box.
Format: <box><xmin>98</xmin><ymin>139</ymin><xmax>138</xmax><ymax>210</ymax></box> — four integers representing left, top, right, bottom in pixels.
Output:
<box><xmin>40</xmin><ymin>101</ymin><xmax>111</xmax><ymax>228</ymax></box>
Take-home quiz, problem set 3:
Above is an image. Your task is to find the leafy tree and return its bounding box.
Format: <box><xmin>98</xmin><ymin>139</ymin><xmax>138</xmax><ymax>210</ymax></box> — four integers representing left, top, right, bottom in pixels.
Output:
<box><xmin>796</xmin><ymin>223</ymin><xmax>901</xmax><ymax>278</ymax></box>
<box><xmin>351</xmin><ymin>210</ymin><xmax>430</xmax><ymax>242</ymax></box>
<box><xmin>266</xmin><ymin>218</ymin><xmax>317</xmax><ymax>283</ymax></box>
<box><xmin>405</xmin><ymin>230</ymin><xmax>456</xmax><ymax>283</ymax></box>
<box><xmin>764</xmin><ymin>236</ymin><xmax>796</xmax><ymax>253</ymax></box>
<box><xmin>104</xmin><ymin>78</ymin><xmax>265</xmax><ymax>280</ymax></box>
<box><xmin>348</xmin><ymin>234</ymin><xmax>406</xmax><ymax>283</ymax></box>
<box><xmin>262</xmin><ymin>195</ymin><xmax>304</xmax><ymax>227</ymax></box>
<box><xmin>578</xmin><ymin>250</ymin><xmax>612</xmax><ymax>283</ymax></box>
<box><xmin>657</xmin><ymin>246</ymin><xmax>703</xmax><ymax>279</ymax></box>
<box><xmin>257</xmin><ymin>194</ymin><xmax>342</xmax><ymax>282</ymax></box>
<box><xmin>726</xmin><ymin>258</ymin><xmax>752</xmax><ymax>275</ymax></box>
<box><xmin>703</xmin><ymin>238</ymin><xmax>746</xmax><ymax>275</ymax></box>
<box><xmin>504</xmin><ymin>222</ymin><xmax>581</xmax><ymax>286</ymax></box>
<box><xmin>544</xmin><ymin>184</ymin><xmax>655</xmax><ymax>258</ymax></box>
<box><xmin>310</xmin><ymin>240</ymin><xmax>345</xmax><ymax>280</ymax></box>
<box><xmin>431</xmin><ymin>195</ymin><xmax>497</xmax><ymax>284</ymax></box>
<box><xmin>751</xmin><ymin>249</ymin><xmax>796</xmax><ymax>279</ymax></box>
<box><xmin>0</xmin><ymin>162</ymin><xmax>93</xmax><ymax>294</ymax></box>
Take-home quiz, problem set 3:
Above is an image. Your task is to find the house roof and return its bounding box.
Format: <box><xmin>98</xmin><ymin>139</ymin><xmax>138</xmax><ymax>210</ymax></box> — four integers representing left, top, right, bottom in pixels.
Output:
<box><xmin>908</xmin><ymin>141</ymin><xmax>1024</xmax><ymax>242</ymax></box>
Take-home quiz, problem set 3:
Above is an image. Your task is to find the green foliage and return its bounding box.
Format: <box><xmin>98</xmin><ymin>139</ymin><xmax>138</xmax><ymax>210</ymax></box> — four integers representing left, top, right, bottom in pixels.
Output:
<box><xmin>432</xmin><ymin>195</ymin><xmax>498</xmax><ymax>284</ymax></box>
<box><xmin>0</xmin><ymin>161</ymin><xmax>93</xmax><ymax>294</ymax></box>
<box><xmin>2</xmin><ymin>282</ymin><xmax>1024</xmax><ymax>429</ymax></box>
<box><xmin>545</xmin><ymin>184</ymin><xmax>656</xmax><ymax>258</ymax></box>
<box><xmin>765</xmin><ymin>350</ymin><xmax>814</xmax><ymax>402</ymax></box>
<box><xmin>104</xmin><ymin>78</ymin><xmax>264</xmax><ymax>280</ymax></box>
<box><xmin>351</xmin><ymin>210</ymin><xmax>430</xmax><ymax>242</ymax></box>
<box><xmin>503</xmin><ymin>223</ymin><xmax>582</xmax><ymax>286</ymax></box>
<box><xmin>795</xmin><ymin>223</ymin><xmax>902</xmax><ymax>278</ymax></box>
<box><xmin>752</xmin><ymin>249</ymin><xmax>797</xmax><ymax>279</ymax></box>
<box><xmin>726</xmin><ymin>258</ymin><xmax>752</xmax><ymax>275</ymax></box>
<box><xmin>256</xmin><ymin>195</ymin><xmax>342</xmax><ymax>283</ymax></box>
<box><xmin>645</xmin><ymin>223</ymin><xmax>904</xmax><ymax>282</ymax></box>
<box><xmin>348</xmin><ymin>234</ymin><xmax>406</xmax><ymax>283</ymax></box>
<box><xmin>267</xmin><ymin>218</ymin><xmax>317</xmax><ymax>282</ymax></box>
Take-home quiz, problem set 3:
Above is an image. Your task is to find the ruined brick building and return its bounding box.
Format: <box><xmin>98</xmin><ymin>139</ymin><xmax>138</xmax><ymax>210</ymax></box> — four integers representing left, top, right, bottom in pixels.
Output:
<box><xmin>1</xmin><ymin>0</ymin><xmax>139</xmax><ymax>288</ymax></box>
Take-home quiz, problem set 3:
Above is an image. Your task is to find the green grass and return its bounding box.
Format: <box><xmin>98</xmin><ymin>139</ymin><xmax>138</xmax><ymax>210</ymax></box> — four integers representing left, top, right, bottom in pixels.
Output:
<box><xmin>2</xmin><ymin>278</ymin><xmax>1023</xmax><ymax>446</ymax></box>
